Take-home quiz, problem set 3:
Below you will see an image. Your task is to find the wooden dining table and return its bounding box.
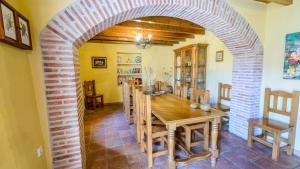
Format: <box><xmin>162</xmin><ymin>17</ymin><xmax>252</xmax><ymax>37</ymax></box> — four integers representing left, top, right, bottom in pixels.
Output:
<box><xmin>151</xmin><ymin>94</ymin><xmax>227</xmax><ymax>169</ymax></box>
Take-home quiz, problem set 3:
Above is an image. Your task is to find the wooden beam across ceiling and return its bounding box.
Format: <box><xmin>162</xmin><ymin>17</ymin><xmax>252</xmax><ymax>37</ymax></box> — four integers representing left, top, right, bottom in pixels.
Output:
<box><xmin>88</xmin><ymin>39</ymin><xmax>176</xmax><ymax>46</ymax></box>
<box><xmin>132</xmin><ymin>16</ymin><xmax>202</xmax><ymax>30</ymax></box>
<box><xmin>94</xmin><ymin>34</ymin><xmax>186</xmax><ymax>42</ymax></box>
<box><xmin>102</xmin><ymin>27</ymin><xmax>195</xmax><ymax>39</ymax></box>
<box><xmin>90</xmin><ymin>16</ymin><xmax>204</xmax><ymax>46</ymax></box>
<box><xmin>117</xmin><ymin>21</ymin><xmax>205</xmax><ymax>34</ymax></box>
<box><xmin>92</xmin><ymin>36</ymin><xmax>179</xmax><ymax>44</ymax></box>
<box><xmin>254</xmin><ymin>0</ymin><xmax>292</xmax><ymax>5</ymax></box>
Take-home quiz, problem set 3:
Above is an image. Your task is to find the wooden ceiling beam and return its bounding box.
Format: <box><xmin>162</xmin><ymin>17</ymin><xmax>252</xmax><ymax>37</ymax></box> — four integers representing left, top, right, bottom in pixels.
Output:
<box><xmin>95</xmin><ymin>34</ymin><xmax>186</xmax><ymax>42</ymax></box>
<box><xmin>133</xmin><ymin>16</ymin><xmax>203</xmax><ymax>29</ymax></box>
<box><xmin>92</xmin><ymin>36</ymin><xmax>179</xmax><ymax>44</ymax></box>
<box><xmin>102</xmin><ymin>27</ymin><xmax>195</xmax><ymax>39</ymax></box>
<box><xmin>88</xmin><ymin>39</ymin><xmax>175</xmax><ymax>46</ymax></box>
<box><xmin>254</xmin><ymin>0</ymin><xmax>292</xmax><ymax>5</ymax></box>
<box><xmin>116</xmin><ymin>21</ymin><xmax>205</xmax><ymax>34</ymax></box>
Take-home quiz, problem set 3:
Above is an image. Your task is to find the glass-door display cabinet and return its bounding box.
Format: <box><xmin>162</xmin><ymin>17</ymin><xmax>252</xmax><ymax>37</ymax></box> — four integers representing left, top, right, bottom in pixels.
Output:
<box><xmin>195</xmin><ymin>44</ymin><xmax>208</xmax><ymax>90</ymax></box>
<box><xmin>173</xmin><ymin>43</ymin><xmax>208</xmax><ymax>99</ymax></box>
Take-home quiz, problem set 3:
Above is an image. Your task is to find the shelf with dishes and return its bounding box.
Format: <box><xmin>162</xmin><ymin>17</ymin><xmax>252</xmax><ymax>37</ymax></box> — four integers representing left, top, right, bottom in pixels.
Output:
<box><xmin>117</xmin><ymin>52</ymin><xmax>143</xmax><ymax>85</ymax></box>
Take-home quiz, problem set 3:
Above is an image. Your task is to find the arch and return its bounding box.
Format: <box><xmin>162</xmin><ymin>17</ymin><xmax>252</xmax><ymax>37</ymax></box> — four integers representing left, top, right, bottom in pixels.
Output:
<box><xmin>40</xmin><ymin>0</ymin><xmax>263</xmax><ymax>168</ymax></box>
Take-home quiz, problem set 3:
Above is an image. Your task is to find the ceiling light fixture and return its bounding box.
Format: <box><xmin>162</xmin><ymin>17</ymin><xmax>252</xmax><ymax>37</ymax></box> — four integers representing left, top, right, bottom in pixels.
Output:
<box><xmin>135</xmin><ymin>31</ymin><xmax>152</xmax><ymax>49</ymax></box>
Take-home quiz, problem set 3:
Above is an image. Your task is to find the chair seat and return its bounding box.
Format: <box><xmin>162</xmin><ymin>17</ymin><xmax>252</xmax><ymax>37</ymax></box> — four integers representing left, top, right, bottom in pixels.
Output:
<box><xmin>249</xmin><ymin>118</ymin><xmax>293</xmax><ymax>132</ymax></box>
<box><xmin>212</xmin><ymin>103</ymin><xmax>230</xmax><ymax>112</ymax></box>
<box><xmin>152</xmin><ymin>125</ymin><xmax>168</xmax><ymax>138</ymax></box>
<box><xmin>86</xmin><ymin>94</ymin><xmax>103</xmax><ymax>98</ymax></box>
<box><xmin>142</xmin><ymin>125</ymin><xmax>167</xmax><ymax>138</ymax></box>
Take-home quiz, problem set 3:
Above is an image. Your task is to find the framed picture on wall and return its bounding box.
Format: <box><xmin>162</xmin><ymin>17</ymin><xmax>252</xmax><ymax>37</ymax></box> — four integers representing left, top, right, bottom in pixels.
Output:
<box><xmin>216</xmin><ymin>50</ymin><xmax>224</xmax><ymax>62</ymax></box>
<box><xmin>91</xmin><ymin>56</ymin><xmax>107</xmax><ymax>68</ymax></box>
<box><xmin>283</xmin><ymin>32</ymin><xmax>300</xmax><ymax>80</ymax></box>
<box><xmin>16</xmin><ymin>12</ymin><xmax>32</xmax><ymax>49</ymax></box>
<box><xmin>0</xmin><ymin>0</ymin><xmax>18</xmax><ymax>46</ymax></box>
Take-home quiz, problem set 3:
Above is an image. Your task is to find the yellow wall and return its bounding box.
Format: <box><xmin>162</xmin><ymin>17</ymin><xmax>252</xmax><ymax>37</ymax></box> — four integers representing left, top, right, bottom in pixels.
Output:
<box><xmin>0</xmin><ymin>0</ymin><xmax>47</xmax><ymax>168</ymax></box>
<box><xmin>17</xmin><ymin>1</ymin><xmax>75</xmax><ymax>168</ymax></box>
<box><xmin>263</xmin><ymin>0</ymin><xmax>300</xmax><ymax>153</ymax></box>
<box><xmin>79</xmin><ymin>43</ymin><xmax>173</xmax><ymax>103</ymax></box>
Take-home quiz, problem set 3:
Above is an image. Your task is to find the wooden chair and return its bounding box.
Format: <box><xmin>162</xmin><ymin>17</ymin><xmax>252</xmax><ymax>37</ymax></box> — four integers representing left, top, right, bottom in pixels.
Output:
<box><xmin>134</xmin><ymin>88</ymin><xmax>142</xmax><ymax>143</ymax></box>
<box><xmin>174</xmin><ymin>85</ymin><xmax>187</xmax><ymax>98</ymax></box>
<box><xmin>248</xmin><ymin>88</ymin><xmax>299</xmax><ymax>161</ymax></box>
<box><xmin>123</xmin><ymin>82</ymin><xmax>134</xmax><ymax>124</ymax></box>
<box><xmin>83</xmin><ymin>80</ymin><xmax>104</xmax><ymax>110</ymax></box>
<box><xmin>154</xmin><ymin>81</ymin><xmax>162</xmax><ymax>92</ymax></box>
<box><xmin>174</xmin><ymin>85</ymin><xmax>182</xmax><ymax>97</ymax></box>
<box><xmin>212</xmin><ymin>83</ymin><xmax>231</xmax><ymax>129</ymax></box>
<box><xmin>181</xmin><ymin>88</ymin><xmax>210</xmax><ymax>151</ymax></box>
<box><xmin>140</xmin><ymin>92</ymin><xmax>168</xmax><ymax>167</ymax></box>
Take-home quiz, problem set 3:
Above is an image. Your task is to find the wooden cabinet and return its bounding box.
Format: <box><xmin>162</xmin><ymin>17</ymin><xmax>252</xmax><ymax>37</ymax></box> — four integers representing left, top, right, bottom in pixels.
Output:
<box><xmin>173</xmin><ymin>43</ymin><xmax>208</xmax><ymax>98</ymax></box>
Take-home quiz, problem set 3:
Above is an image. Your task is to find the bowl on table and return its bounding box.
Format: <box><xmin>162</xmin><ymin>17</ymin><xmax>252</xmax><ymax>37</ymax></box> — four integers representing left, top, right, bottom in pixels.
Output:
<box><xmin>190</xmin><ymin>103</ymin><xmax>199</xmax><ymax>109</ymax></box>
<box><xmin>200</xmin><ymin>103</ymin><xmax>211</xmax><ymax>112</ymax></box>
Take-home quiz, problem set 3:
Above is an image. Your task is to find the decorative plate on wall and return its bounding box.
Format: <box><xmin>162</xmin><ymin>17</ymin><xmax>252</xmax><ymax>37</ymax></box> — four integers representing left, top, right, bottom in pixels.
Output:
<box><xmin>135</xmin><ymin>55</ymin><xmax>142</xmax><ymax>63</ymax></box>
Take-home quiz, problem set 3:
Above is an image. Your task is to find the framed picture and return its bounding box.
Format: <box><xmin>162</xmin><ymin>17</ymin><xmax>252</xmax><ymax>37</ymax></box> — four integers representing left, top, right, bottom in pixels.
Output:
<box><xmin>91</xmin><ymin>56</ymin><xmax>107</xmax><ymax>68</ymax></box>
<box><xmin>0</xmin><ymin>0</ymin><xmax>18</xmax><ymax>45</ymax></box>
<box><xmin>16</xmin><ymin>12</ymin><xmax>32</xmax><ymax>49</ymax></box>
<box><xmin>216</xmin><ymin>50</ymin><xmax>224</xmax><ymax>62</ymax></box>
<box><xmin>283</xmin><ymin>32</ymin><xmax>300</xmax><ymax>80</ymax></box>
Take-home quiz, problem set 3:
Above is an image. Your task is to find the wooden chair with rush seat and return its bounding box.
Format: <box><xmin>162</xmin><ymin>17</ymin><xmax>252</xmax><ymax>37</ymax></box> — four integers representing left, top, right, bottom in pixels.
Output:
<box><xmin>181</xmin><ymin>88</ymin><xmax>210</xmax><ymax>151</ymax></box>
<box><xmin>248</xmin><ymin>88</ymin><xmax>299</xmax><ymax>161</ymax></box>
<box><xmin>212</xmin><ymin>82</ymin><xmax>232</xmax><ymax>129</ymax></box>
<box><xmin>122</xmin><ymin>82</ymin><xmax>134</xmax><ymax>124</ymax></box>
<box><xmin>83</xmin><ymin>80</ymin><xmax>104</xmax><ymax>110</ymax></box>
<box><xmin>139</xmin><ymin>91</ymin><xmax>168</xmax><ymax>167</ymax></box>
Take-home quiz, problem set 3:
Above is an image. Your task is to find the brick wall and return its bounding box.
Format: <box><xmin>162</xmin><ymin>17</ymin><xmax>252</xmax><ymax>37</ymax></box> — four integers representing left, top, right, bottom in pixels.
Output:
<box><xmin>40</xmin><ymin>0</ymin><xmax>263</xmax><ymax>168</ymax></box>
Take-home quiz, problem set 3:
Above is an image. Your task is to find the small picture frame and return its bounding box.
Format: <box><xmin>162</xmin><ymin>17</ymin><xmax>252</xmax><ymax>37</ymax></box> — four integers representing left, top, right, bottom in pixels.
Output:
<box><xmin>0</xmin><ymin>0</ymin><xmax>18</xmax><ymax>45</ymax></box>
<box><xmin>92</xmin><ymin>56</ymin><xmax>107</xmax><ymax>68</ymax></box>
<box><xmin>216</xmin><ymin>50</ymin><xmax>224</xmax><ymax>62</ymax></box>
<box><xmin>16</xmin><ymin>12</ymin><xmax>32</xmax><ymax>49</ymax></box>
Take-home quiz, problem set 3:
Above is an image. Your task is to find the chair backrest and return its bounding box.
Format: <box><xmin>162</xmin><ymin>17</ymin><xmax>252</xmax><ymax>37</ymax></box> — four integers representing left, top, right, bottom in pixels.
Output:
<box><xmin>140</xmin><ymin>92</ymin><xmax>152</xmax><ymax>134</ymax></box>
<box><xmin>174</xmin><ymin>85</ymin><xmax>182</xmax><ymax>97</ymax></box>
<box><xmin>217</xmin><ymin>83</ymin><xmax>232</xmax><ymax>104</ymax></box>
<box><xmin>263</xmin><ymin>88</ymin><xmax>300</xmax><ymax>127</ymax></box>
<box><xmin>154</xmin><ymin>81</ymin><xmax>161</xmax><ymax>92</ymax></box>
<box><xmin>134</xmin><ymin>87</ymin><xmax>142</xmax><ymax>142</ymax></box>
<box><xmin>84</xmin><ymin>80</ymin><xmax>96</xmax><ymax>96</ymax></box>
<box><xmin>123</xmin><ymin>82</ymin><xmax>131</xmax><ymax>111</ymax></box>
<box><xmin>174</xmin><ymin>85</ymin><xmax>187</xmax><ymax>98</ymax></box>
<box><xmin>182</xmin><ymin>86</ymin><xmax>188</xmax><ymax>98</ymax></box>
<box><xmin>190</xmin><ymin>88</ymin><xmax>210</xmax><ymax>104</ymax></box>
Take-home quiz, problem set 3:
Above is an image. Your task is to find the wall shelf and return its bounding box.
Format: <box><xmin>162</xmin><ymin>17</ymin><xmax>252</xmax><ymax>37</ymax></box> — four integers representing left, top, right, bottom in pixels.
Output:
<box><xmin>117</xmin><ymin>52</ymin><xmax>143</xmax><ymax>85</ymax></box>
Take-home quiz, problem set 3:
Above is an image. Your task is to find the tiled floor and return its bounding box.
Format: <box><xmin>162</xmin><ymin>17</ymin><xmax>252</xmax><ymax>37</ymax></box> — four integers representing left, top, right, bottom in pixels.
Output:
<box><xmin>84</xmin><ymin>104</ymin><xmax>300</xmax><ymax>169</ymax></box>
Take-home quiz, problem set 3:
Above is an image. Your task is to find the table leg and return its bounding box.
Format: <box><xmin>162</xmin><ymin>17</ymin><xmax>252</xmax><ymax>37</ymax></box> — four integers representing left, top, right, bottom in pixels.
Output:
<box><xmin>167</xmin><ymin>124</ymin><xmax>176</xmax><ymax>169</ymax></box>
<box><xmin>211</xmin><ymin>117</ymin><xmax>220</xmax><ymax>167</ymax></box>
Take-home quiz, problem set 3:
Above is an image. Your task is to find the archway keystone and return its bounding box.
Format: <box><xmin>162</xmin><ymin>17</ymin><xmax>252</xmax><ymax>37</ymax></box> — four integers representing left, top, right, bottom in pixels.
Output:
<box><xmin>40</xmin><ymin>0</ymin><xmax>263</xmax><ymax>168</ymax></box>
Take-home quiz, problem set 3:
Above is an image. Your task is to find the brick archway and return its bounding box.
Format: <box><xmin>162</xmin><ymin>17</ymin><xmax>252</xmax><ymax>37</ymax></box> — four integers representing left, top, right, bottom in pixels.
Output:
<box><xmin>40</xmin><ymin>0</ymin><xmax>263</xmax><ymax>168</ymax></box>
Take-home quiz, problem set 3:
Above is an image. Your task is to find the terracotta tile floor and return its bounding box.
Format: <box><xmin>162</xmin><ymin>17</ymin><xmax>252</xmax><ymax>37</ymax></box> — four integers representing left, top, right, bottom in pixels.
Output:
<box><xmin>84</xmin><ymin>104</ymin><xmax>300</xmax><ymax>169</ymax></box>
